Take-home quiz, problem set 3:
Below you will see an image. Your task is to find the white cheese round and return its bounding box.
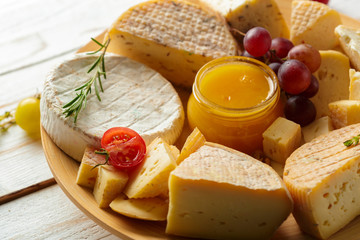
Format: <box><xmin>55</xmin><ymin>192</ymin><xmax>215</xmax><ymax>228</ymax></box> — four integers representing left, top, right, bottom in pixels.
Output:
<box><xmin>41</xmin><ymin>53</ymin><xmax>184</xmax><ymax>162</ymax></box>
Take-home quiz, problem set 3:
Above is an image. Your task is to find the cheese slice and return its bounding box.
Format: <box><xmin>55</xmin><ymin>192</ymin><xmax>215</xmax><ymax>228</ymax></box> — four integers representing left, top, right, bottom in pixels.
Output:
<box><xmin>40</xmin><ymin>53</ymin><xmax>184</xmax><ymax>162</ymax></box>
<box><xmin>105</xmin><ymin>0</ymin><xmax>238</xmax><ymax>88</ymax></box>
<box><xmin>329</xmin><ymin>100</ymin><xmax>360</xmax><ymax>129</ymax></box>
<box><xmin>311</xmin><ymin>50</ymin><xmax>350</xmax><ymax>118</ymax></box>
<box><xmin>302</xmin><ymin>116</ymin><xmax>334</xmax><ymax>143</ymax></box>
<box><xmin>189</xmin><ymin>0</ymin><xmax>289</xmax><ymax>38</ymax></box>
<box><xmin>166</xmin><ymin>142</ymin><xmax>293</xmax><ymax>240</ymax></box>
<box><xmin>335</xmin><ymin>25</ymin><xmax>360</xmax><ymax>71</ymax></box>
<box><xmin>349</xmin><ymin>69</ymin><xmax>360</xmax><ymax>100</ymax></box>
<box><xmin>284</xmin><ymin>123</ymin><xmax>360</xmax><ymax>239</ymax></box>
<box><xmin>290</xmin><ymin>0</ymin><xmax>341</xmax><ymax>50</ymax></box>
<box><xmin>177</xmin><ymin>127</ymin><xmax>206</xmax><ymax>164</ymax></box>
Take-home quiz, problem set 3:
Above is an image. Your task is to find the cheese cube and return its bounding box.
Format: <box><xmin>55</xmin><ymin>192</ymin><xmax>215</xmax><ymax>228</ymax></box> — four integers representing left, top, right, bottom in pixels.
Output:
<box><xmin>262</xmin><ymin>117</ymin><xmax>301</xmax><ymax>164</ymax></box>
<box><xmin>93</xmin><ymin>166</ymin><xmax>128</xmax><ymax>208</ymax></box>
<box><xmin>76</xmin><ymin>146</ymin><xmax>106</xmax><ymax>189</ymax></box>
<box><xmin>105</xmin><ymin>0</ymin><xmax>238</xmax><ymax>88</ymax></box>
<box><xmin>110</xmin><ymin>194</ymin><xmax>168</xmax><ymax>221</ymax></box>
<box><xmin>335</xmin><ymin>25</ymin><xmax>360</xmax><ymax>71</ymax></box>
<box><xmin>189</xmin><ymin>0</ymin><xmax>289</xmax><ymax>39</ymax></box>
<box><xmin>124</xmin><ymin>137</ymin><xmax>177</xmax><ymax>199</ymax></box>
<box><xmin>166</xmin><ymin>142</ymin><xmax>293</xmax><ymax>239</ymax></box>
<box><xmin>284</xmin><ymin>123</ymin><xmax>360</xmax><ymax>239</ymax></box>
<box><xmin>177</xmin><ymin>127</ymin><xmax>206</xmax><ymax>164</ymax></box>
<box><xmin>302</xmin><ymin>116</ymin><xmax>334</xmax><ymax>143</ymax></box>
<box><xmin>290</xmin><ymin>0</ymin><xmax>341</xmax><ymax>50</ymax></box>
<box><xmin>349</xmin><ymin>69</ymin><xmax>360</xmax><ymax>100</ymax></box>
<box><xmin>311</xmin><ymin>50</ymin><xmax>350</xmax><ymax>118</ymax></box>
<box><xmin>329</xmin><ymin>100</ymin><xmax>360</xmax><ymax>129</ymax></box>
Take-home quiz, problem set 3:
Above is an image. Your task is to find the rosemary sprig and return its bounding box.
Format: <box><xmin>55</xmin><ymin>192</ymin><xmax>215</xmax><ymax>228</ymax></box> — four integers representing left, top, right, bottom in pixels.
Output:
<box><xmin>0</xmin><ymin>111</ymin><xmax>16</xmax><ymax>132</ymax></box>
<box><xmin>343</xmin><ymin>134</ymin><xmax>360</xmax><ymax>147</ymax></box>
<box><xmin>63</xmin><ymin>38</ymin><xmax>110</xmax><ymax>123</ymax></box>
<box><xmin>92</xmin><ymin>148</ymin><xmax>110</xmax><ymax>170</ymax></box>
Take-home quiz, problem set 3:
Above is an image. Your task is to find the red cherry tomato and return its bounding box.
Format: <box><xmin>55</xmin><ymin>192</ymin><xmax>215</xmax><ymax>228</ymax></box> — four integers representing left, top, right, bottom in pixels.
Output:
<box><xmin>101</xmin><ymin>127</ymin><xmax>146</xmax><ymax>170</ymax></box>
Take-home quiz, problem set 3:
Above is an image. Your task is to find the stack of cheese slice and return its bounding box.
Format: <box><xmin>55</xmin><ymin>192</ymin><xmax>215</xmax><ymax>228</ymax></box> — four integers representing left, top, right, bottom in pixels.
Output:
<box><xmin>284</xmin><ymin>123</ymin><xmax>360</xmax><ymax>239</ymax></box>
<box><xmin>40</xmin><ymin>53</ymin><xmax>184</xmax><ymax>162</ymax></box>
<box><xmin>105</xmin><ymin>0</ymin><xmax>238</xmax><ymax>88</ymax></box>
<box><xmin>166</xmin><ymin>142</ymin><xmax>293</xmax><ymax>240</ymax></box>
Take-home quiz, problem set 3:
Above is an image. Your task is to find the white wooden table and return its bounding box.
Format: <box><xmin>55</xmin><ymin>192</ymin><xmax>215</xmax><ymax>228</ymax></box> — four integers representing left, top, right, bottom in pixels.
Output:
<box><xmin>1</xmin><ymin>0</ymin><xmax>359</xmax><ymax>239</ymax></box>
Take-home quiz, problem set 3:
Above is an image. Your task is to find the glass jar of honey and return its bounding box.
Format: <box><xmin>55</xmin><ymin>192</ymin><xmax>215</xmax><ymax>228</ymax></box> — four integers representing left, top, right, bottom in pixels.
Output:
<box><xmin>187</xmin><ymin>56</ymin><xmax>283</xmax><ymax>155</ymax></box>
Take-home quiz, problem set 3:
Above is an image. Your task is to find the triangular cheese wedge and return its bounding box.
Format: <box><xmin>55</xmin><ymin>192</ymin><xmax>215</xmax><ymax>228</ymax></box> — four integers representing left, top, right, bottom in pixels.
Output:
<box><xmin>336</xmin><ymin>25</ymin><xmax>360</xmax><ymax>71</ymax></box>
<box><xmin>290</xmin><ymin>0</ymin><xmax>341</xmax><ymax>50</ymax></box>
<box><xmin>166</xmin><ymin>142</ymin><xmax>293</xmax><ymax>240</ymax></box>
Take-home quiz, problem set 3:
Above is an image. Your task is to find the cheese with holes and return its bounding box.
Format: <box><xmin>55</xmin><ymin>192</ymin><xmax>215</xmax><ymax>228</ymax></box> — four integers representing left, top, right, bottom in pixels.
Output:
<box><xmin>302</xmin><ymin>116</ymin><xmax>334</xmax><ymax>143</ymax></box>
<box><xmin>329</xmin><ymin>100</ymin><xmax>360</xmax><ymax>129</ymax></box>
<box><xmin>349</xmin><ymin>69</ymin><xmax>360</xmax><ymax>100</ymax></box>
<box><xmin>283</xmin><ymin>123</ymin><xmax>360</xmax><ymax>239</ymax></box>
<box><xmin>93</xmin><ymin>165</ymin><xmax>128</xmax><ymax>208</ymax></box>
<box><xmin>335</xmin><ymin>25</ymin><xmax>360</xmax><ymax>71</ymax></box>
<box><xmin>110</xmin><ymin>194</ymin><xmax>168</xmax><ymax>221</ymax></box>
<box><xmin>290</xmin><ymin>0</ymin><xmax>341</xmax><ymax>50</ymax></box>
<box><xmin>105</xmin><ymin>0</ymin><xmax>238</xmax><ymax>88</ymax></box>
<box><xmin>262</xmin><ymin>117</ymin><xmax>301</xmax><ymax>164</ymax></box>
<box><xmin>311</xmin><ymin>50</ymin><xmax>350</xmax><ymax>118</ymax></box>
<box><xmin>40</xmin><ymin>53</ymin><xmax>184</xmax><ymax>162</ymax></box>
<box><xmin>124</xmin><ymin>137</ymin><xmax>177</xmax><ymax>198</ymax></box>
<box><xmin>166</xmin><ymin>142</ymin><xmax>293</xmax><ymax>240</ymax></box>
<box><xmin>189</xmin><ymin>0</ymin><xmax>289</xmax><ymax>38</ymax></box>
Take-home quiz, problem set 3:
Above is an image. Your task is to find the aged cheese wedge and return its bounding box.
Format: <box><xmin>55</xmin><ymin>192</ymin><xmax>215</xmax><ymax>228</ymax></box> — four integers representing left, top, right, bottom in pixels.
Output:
<box><xmin>284</xmin><ymin>123</ymin><xmax>360</xmax><ymax>239</ymax></box>
<box><xmin>105</xmin><ymin>0</ymin><xmax>238</xmax><ymax>88</ymax></box>
<box><xmin>189</xmin><ymin>0</ymin><xmax>289</xmax><ymax>38</ymax></box>
<box><xmin>177</xmin><ymin>127</ymin><xmax>205</xmax><ymax>164</ymax></box>
<box><xmin>302</xmin><ymin>116</ymin><xmax>334</xmax><ymax>143</ymax></box>
<box><xmin>335</xmin><ymin>25</ymin><xmax>360</xmax><ymax>71</ymax></box>
<box><xmin>311</xmin><ymin>50</ymin><xmax>350</xmax><ymax>118</ymax></box>
<box><xmin>290</xmin><ymin>0</ymin><xmax>341</xmax><ymax>50</ymax></box>
<box><xmin>329</xmin><ymin>100</ymin><xmax>360</xmax><ymax>129</ymax></box>
<box><xmin>40</xmin><ymin>53</ymin><xmax>184</xmax><ymax>162</ymax></box>
<box><xmin>349</xmin><ymin>69</ymin><xmax>360</xmax><ymax>100</ymax></box>
<box><xmin>110</xmin><ymin>194</ymin><xmax>168</xmax><ymax>221</ymax></box>
<box><xmin>124</xmin><ymin>137</ymin><xmax>177</xmax><ymax>199</ymax></box>
<box><xmin>166</xmin><ymin>142</ymin><xmax>293</xmax><ymax>240</ymax></box>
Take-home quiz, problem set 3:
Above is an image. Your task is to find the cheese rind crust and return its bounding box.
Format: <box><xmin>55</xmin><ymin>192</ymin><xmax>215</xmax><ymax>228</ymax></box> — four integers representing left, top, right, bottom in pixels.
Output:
<box><xmin>284</xmin><ymin>123</ymin><xmax>360</xmax><ymax>239</ymax></box>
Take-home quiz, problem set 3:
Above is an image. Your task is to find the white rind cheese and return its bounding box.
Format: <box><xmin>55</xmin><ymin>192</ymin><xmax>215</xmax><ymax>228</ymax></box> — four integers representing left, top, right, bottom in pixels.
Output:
<box><xmin>335</xmin><ymin>25</ymin><xmax>360</xmax><ymax>72</ymax></box>
<box><xmin>40</xmin><ymin>53</ymin><xmax>184</xmax><ymax>162</ymax></box>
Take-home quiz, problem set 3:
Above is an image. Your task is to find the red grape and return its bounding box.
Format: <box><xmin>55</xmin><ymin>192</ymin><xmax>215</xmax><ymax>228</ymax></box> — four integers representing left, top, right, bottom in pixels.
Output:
<box><xmin>268</xmin><ymin>62</ymin><xmax>282</xmax><ymax>75</ymax></box>
<box><xmin>243</xmin><ymin>27</ymin><xmax>272</xmax><ymax>57</ymax></box>
<box><xmin>312</xmin><ymin>0</ymin><xmax>329</xmax><ymax>4</ymax></box>
<box><xmin>278</xmin><ymin>59</ymin><xmax>311</xmax><ymax>95</ymax></box>
<box><xmin>288</xmin><ymin>44</ymin><xmax>321</xmax><ymax>73</ymax></box>
<box><xmin>270</xmin><ymin>37</ymin><xmax>294</xmax><ymax>58</ymax></box>
<box><xmin>284</xmin><ymin>96</ymin><xmax>316</xmax><ymax>126</ymax></box>
<box><xmin>300</xmin><ymin>75</ymin><xmax>319</xmax><ymax>98</ymax></box>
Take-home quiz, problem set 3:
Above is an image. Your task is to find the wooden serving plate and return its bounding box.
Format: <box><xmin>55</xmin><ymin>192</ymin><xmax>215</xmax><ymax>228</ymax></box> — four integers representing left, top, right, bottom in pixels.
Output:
<box><xmin>42</xmin><ymin>0</ymin><xmax>360</xmax><ymax>239</ymax></box>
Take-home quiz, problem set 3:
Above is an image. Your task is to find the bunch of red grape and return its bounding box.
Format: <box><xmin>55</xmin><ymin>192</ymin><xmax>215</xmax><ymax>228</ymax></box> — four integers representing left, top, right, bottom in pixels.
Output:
<box><xmin>243</xmin><ymin>27</ymin><xmax>321</xmax><ymax>126</ymax></box>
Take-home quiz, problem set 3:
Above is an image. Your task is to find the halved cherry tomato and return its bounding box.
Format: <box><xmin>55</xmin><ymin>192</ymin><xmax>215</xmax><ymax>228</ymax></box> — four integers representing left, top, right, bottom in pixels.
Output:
<box><xmin>101</xmin><ymin>127</ymin><xmax>146</xmax><ymax>170</ymax></box>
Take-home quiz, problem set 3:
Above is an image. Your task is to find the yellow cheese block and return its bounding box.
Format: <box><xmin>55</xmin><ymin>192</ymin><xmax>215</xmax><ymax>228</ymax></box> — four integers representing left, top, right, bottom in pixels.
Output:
<box><xmin>270</xmin><ymin>160</ymin><xmax>284</xmax><ymax>178</ymax></box>
<box><xmin>105</xmin><ymin>0</ymin><xmax>238</xmax><ymax>88</ymax></box>
<box><xmin>124</xmin><ymin>137</ymin><xmax>177</xmax><ymax>199</ymax></box>
<box><xmin>335</xmin><ymin>25</ymin><xmax>360</xmax><ymax>71</ymax></box>
<box><xmin>93</xmin><ymin>166</ymin><xmax>128</xmax><ymax>208</ymax></box>
<box><xmin>76</xmin><ymin>146</ymin><xmax>106</xmax><ymax>189</ymax></box>
<box><xmin>110</xmin><ymin>194</ymin><xmax>168</xmax><ymax>221</ymax></box>
<box><xmin>302</xmin><ymin>116</ymin><xmax>334</xmax><ymax>143</ymax></box>
<box><xmin>262</xmin><ymin>117</ymin><xmax>302</xmax><ymax>164</ymax></box>
<box><xmin>329</xmin><ymin>100</ymin><xmax>360</xmax><ymax>129</ymax></box>
<box><xmin>166</xmin><ymin>142</ymin><xmax>293</xmax><ymax>240</ymax></box>
<box><xmin>189</xmin><ymin>0</ymin><xmax>289</xmax><ymax>38</ymax></box>
<box><xmin>311</xmin><ymin>50</ymin><xmax>350</xmax><ymax>118</ymax></box>
<box><xmin>349</xmin><ymin>69</ymin><xmax>360</xmax><ymax>100</ymax></box>
<box><xmin>290</xmin><ymin>0</ymin><xmax>341</xmax><ymax>50</ymax></box>
<box><xmin>177</xmin><ymin>127</ymin><xmax>206</xmax><ymax>164</ymax></box>
<box><xmin>284</xmin><ymin>123</ymin><xmax>360</xmax><ymax>239</ymax></box>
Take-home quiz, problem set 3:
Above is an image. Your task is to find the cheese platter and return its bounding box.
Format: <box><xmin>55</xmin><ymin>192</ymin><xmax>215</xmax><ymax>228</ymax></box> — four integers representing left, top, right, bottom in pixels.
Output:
<box><xmin>41</xmin><ymin>0</ymin><xmax>360</xmax><ymax>239</ymax></box>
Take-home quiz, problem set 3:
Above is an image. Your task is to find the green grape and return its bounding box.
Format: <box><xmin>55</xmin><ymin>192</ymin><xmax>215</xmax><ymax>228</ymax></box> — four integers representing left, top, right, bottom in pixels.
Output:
<box><xmin>15</xmin><ymin>96</ymin><xmax>41</xmax><ymax>134</ymax></box>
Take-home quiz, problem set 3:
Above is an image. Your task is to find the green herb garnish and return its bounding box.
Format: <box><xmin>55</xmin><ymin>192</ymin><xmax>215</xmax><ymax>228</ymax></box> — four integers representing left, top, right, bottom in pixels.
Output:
<box><xmin>343</xmin><ymin>134</ymin><xmax>360</xmax><ymax>147</ymax></box>
<box><xmin>92</xmin><ymin>148</ymin><xmax>110</xmax><ymax>170</ymax></box>
<box><xmin>63</xmin><ymin>38</ymin><xmax>110</xmax><ymax>123</ymax></box>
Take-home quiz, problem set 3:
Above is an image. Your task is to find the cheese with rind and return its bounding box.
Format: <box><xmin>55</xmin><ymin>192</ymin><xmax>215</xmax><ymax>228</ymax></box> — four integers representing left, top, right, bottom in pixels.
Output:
<box><xmin>166</xmin><ymin>142</ymin><xmax>293</xmax><ymax>240</ymax></box>
<box><xmin>105</xmin><ymin>0</ymin><xmax>238</xmax><ymax>88</ymax></box>
<box><xmin>284</xmin><ymin>123</ymin><xmax>360</xmax><ymax>239</ymax></box>
<box><xmin>335</xmin><ymin>25</ymin><xmax>360</xmax><ymax>71</ymax></box>
<box><xmin>40</xmin><ymin>53</ymin><xmax>184</xmax><ymax>162</ymax></box>
<box><xmin>329</xmin><ymin>100</ymin><xmax>360</xmax><ymax>129</ymax></box>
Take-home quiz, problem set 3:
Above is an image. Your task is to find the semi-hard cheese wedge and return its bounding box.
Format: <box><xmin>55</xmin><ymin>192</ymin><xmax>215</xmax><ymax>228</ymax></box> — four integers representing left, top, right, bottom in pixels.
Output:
<box><xmin>311</xmin><ymin>50</ymin><xmax>350</xmax><ymax>118</ymax></box>
<box><xmin>290</xmin><ymin>0</ymin><xmax>341</xmax><ymax>50</ymax></box>
<box><xmin>166</xmin><ymin>142</ymin><xmax>293</xmax><ymax>240</ymax></box>
<box><xmin>40</xmin><ymin>53</ymin><xmax>184</xmax><ymax>162</ymax></box>
<box><xmin>349</xmin><ymin>69</ymin><xmax>360</xmax><ymax>100</ymax></box>
<box><xmin>335</xmin><ymin>25</ymin><xmax>360</xmax><ymax>71</ymax></box>
<box><xmin>284</xmin><ymin>123</ymin><xmax>360</xmax><ymax>239</ymax></box>
<box><xmin>105</xmin><ymin>0</ymin><xmax>238</xmax><ymax>88</ymax></box>
<box><xmin>329</xmin><ymin>100</ymin><xmax>360</xmax><ymax>129</ymax></box>
<box><xmin>189</xmin><ymin>0</ymin><xmax>289</xmax><ymax>38</ymax></box>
